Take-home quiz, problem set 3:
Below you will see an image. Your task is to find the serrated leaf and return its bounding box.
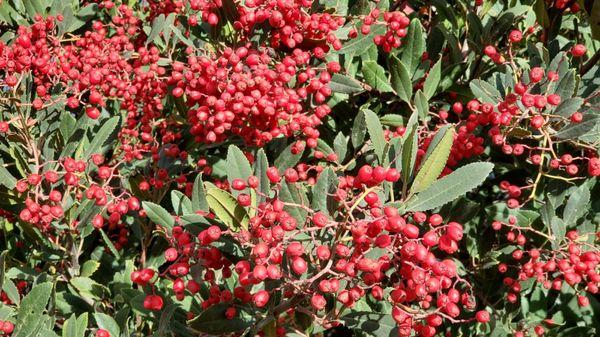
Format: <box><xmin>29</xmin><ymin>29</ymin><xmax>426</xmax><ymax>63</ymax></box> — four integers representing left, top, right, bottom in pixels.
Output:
<box><xmin>95</xmin><ymin>313</ymin><xmax>120</xmax><ymax>337</ymax></box>
<box><xmin>80</xmin><ymin>260</ymin><xmax>100</xmax><ymax>278</ymax></box>
<box><xmin>274</xmin><ymin>142</ymin><xmax>303</xmax><ymax>170</ymax></box>
<box><xmin>364</xmin><ymin>109</ymin><xmax>386</xmax><ymax>161</ymax></box>
<box><xmin>414</xmin><ymin>90</ymin><xmax>429</xmax><ymax>119</ymax></box>
<box><xmin>563</xmin><ymin>184</ymin><xmax>590</xmax><ymax>225</ymax></box>
<box><xmin>405</xmin><ymin>162</ymin><xmax>493</xmax><ymax>212</ymax></box>
<box><xmin>226</xmin><ymin>145</ymin><xmax>253</xmax><ymax>197</ymax></box>
<box><xmin>333</xmin><ymin>132</ymin><xmax>348</xmax><ymax>161</ymax></box>
<box><xmin>192</xmin><ymin>174</ymin><xmax>209</xmax><ymax>212</ymax></box>
<box><xmin>171</xmin><ymin>190</ymin><xmax>193</xmax><ymax>215</ymax></box>
<box><xmin>551</xmin><ymin>216</ymin><xmax>566</xmax><ymax>246</ymax></box>
<box><xmin>311</xmin><ymin>167</ymin><xmax>337</xmax><ymax>212</ymax></box>
<box><xmin>254</xmin><ymin>149</ymin><xmax>270</xmax><ymax>203</ymax></box>
<box><xmin>82</xmin><ymin>116</ymin><xmax>119</xmax><ymax>159</ymax></box>
<box><xmin>401</xmin><ymin>124</ymin><xmax>418</xmax><ymax>185</ymax></box>
<box><xmin>410</xmin><ymin>126</ymin><xmax>454</xmax><ymax>193</ymax></box>
<box><xmin>423</xmin><ymin>58</ymin><xmax>441</xmax><ymax>99</ymax></box>
<box><xmin>555</xmin><ymin>114</ymin><xmax>600</xmax><ymax>139</ymax></box>
<box><xmin>14</xmin><ymin>282</ymin><xmax>53</xmax><ymax>337</ymax></box>
<box><xmin>362</xmin><ymin>61</ymin><xmax>392</xmax><ymax>92</ymax></box>
<box><xmin>352</xmin><ymin>110</ymin><xmax>367</xmax><ymax>148</ymax></box>
<box><xmin>0</xmin><ymin>165</ymin><xmax>16</xmax><ymax>189</ymax></box>
<box><xmin>206</xmin><ymin>187</ymin><xmax>249</xmax><ymax>231</ymax></box>
<box><xmin>142</xmin><ymin>201</ymin><xmax>175</xmax><ymax>231</ymax></box>
<box><xmin>553</xmin><ymin>97</ymin><xmax>584</xmax><ymax>117</ymax></box>
<box><xmin>389</xmin><ymin>55</ymin><xmax>412</xmax><ymax>104</ymax></box>
<box><xmin>329</xmin><ymin>73</ymin><xmax>364</xmax><ymax>94</ymax></box>
<box><xmin>400</xmin><ymin>19</ymin><xmax>425</xmax><ymax>76</ymax></box>
<box><xmin>146</xmin><ymin>14</ymin><xmax>166</xmax><ymax>45</ymax></box>
<box><xmin>469</xmin><ymin>79</ymin><xmax>502</xmax><ymax>104</ymax></box>
<box><xmin>279</xmin><ymin>182</ymin><xmax>308</xmax><ymax>225</ymax></box>
<box><xmin>380</xmin><ymin>114</ymin><xmax>404</xmax><ymax>127</ymax></box>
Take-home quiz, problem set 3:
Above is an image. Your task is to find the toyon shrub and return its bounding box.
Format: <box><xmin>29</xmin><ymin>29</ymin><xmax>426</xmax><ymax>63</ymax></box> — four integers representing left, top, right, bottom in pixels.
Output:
<box><xmin>0</xmin><ymin>0</ymin><xmax>599</xmax><ymax>337</ymax></box>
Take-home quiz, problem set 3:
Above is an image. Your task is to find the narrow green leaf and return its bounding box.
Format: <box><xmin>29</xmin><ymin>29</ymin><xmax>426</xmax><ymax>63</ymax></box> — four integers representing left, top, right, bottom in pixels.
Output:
<box><xmin>171</xmin><ymin>190</ymin><xmax>193</xmax><ymax>215</ymax></box>
<box><xmin>364</xmin><ymin>109</ymin><xmax>386</xmax><ymax>161</ymax></box>
<box><xmin>389</xmin><ymin>55</ymin><xmax>412</xmax><ymax>104</ymax></box>
<box><xmin>423</xmin><ymin>58</ymin><xmax>441</xmax><ymax>99</ymax></box>
<box><xmin>333</xmin><ymin>132</ymin><xmax>348</xmax><ymax>161</ymax></box>
<box><xmin>562</xmin><ymin>184</ymin><xmax>590</xmax><ymax>225</ymax></box>
<box><xmin>410</xmin><ymin>126</ymin><xmax>454</xmax><ymax>193</ymax></box>
<box><xmin>400</xmin><ymin>19</ymin><xmax>425</xmax><ymax>75</ymax></box>
<box><xmin>414</xmin><ymin>90</ymin><xmax>429</xmax><ymax>119</ymax></box>
<box><xmin>192</xmin><ymin>175</ymin><xmax>209</xmax><ymax>212</ymax></box>
<box><xmin>274</xmin><ymin>142</ymin><xmax>303</xmax><ymax>170</ymax></box>
<box><xmin>142</xmin><ymin>201</ymin><xmax>175</xmax><ymax>230</ymax></box>
<box><xmin>206</xmin><ymin>187</ymin><xmax>249</xmax><ymax>231</ymax></box>
<box><xmin>0</xmin><ymin>251</ymin><xmax>7</xmax><ymax>292</ymax></box>
<box><xmin>362</xmin><ymin>61</ymin><xmax>393</xmax><ymax>92</ymax></box>
<box><xmin>351</xmin><ymin>110</ymin><xmax>367</xmax><ymax>148</ymax></box>
<box><xmin>553</xmin><ymin>97</ymin><xmax>583</xmax><ymax>117</ymax></box>
<box><xmin>226</xmin><ymin>145</ymin><xmax>253</xmax><ymax>196</ymax></box>
<box><xmin>551</xmin><ymin>216</ymin><xmax>566</xmax><ymax>246</ymax></box>
<box><xmin>311</xmin><ymin>167</ymin><xmax>337</xmax><ymax>212</ymax></box>
<box><xmin>329</xmin><ymin>73</ymin><xmax>365</xmax><ymax>94</ymax></box>
<box><xmin>146</xmin><ymin>14</ymin><xmax>166</xmax><ymax>45</ymax></box>
<box><xmin>469</xmin><ymin>79</ymin><xmax>502</xmax><ymax>104</ymax></box>
<box><xmin>405</xmin><ymin>162</ymin><xmax>493</xmax><ymax>212</ymax></box>
<box><xmin>0</xmin><ymin>165</ymin><xmax>16</xmax><ymax>189</ymax></box>
<box><xmin>401</xmin><ymin>125</ymin><xmax>418</xmax><ymax>185</ymax></box>
<box><xmin>82</xmin><ymin>116</ymin><xmax>119</xmax><ymax>159</ymax></box>
<box><xmin>14</xmin><ymin>282</ymin><xmax>53</xmax><ymax>336</ymax></box>
<box><xmin>188</xmin><ymin>303</ymin><xmax>253</xmax><ymax>334</ymax></box>
<box><xmin>80</xmin><ymin>260</ymin><xmax>100</xmax><ymax>278</ymax></box>
<box><xmin>254</xmin><ymin>149</ymin><xmax>270</xmax><ymax>203</ymax></box>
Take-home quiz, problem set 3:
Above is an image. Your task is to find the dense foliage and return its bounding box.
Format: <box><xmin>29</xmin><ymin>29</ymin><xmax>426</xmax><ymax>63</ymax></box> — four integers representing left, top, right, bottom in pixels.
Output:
<box><xmin>0</xmin><ymin>0</ymin><xmax>599</xmax><ymax>336</ymax></box>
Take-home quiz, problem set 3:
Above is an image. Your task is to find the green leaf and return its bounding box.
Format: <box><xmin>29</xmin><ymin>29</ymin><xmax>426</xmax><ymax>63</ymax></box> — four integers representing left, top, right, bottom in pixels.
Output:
<box><xmin>254</xmin><ymin>149</ymin><xmax>270</xmax><ymax>204</ymax></box>
<box><xmin>364</xmin><ymin>109</ymin><xmax>386</xmax><ymax>161</ymax></box>
<box><xmin>423</xmin><ymin>58</ymin><xmax>441</xmax><ymax>99</ymax></box>
<box><xmin>279</xmin><ymin>182</ymin><xmax>308</xmax><ymax>225</ymax></box>
<box><xmin>0</xmin><ymin>251</ymin><xmax>7</xmax><ymax>293</ymax></box>
<box><xmin>333</xmin><ymin>132</ymin><xmax>348</xmax><ymax>161</ymax></box>
<box><xmin>99</xmin><ymin>228</ymin><xmax>120</xmax><ymax>259</ymax></box>
<box><xmin>329</xmin><ymin>73</ymin><xmax>365</xmax><ymax>94</ymax></box>
<box><xmin>192</xmin><ymin>174</ymin><xmax>209</xmax><ymax>212</ymax></box>
<box><xmin>337</xmin><ymin>24</ymin><xmax>386</xmax><ymax>55</ymax></box>
<box><xmin>380</xmin><ymin>114</ymin><xmax>404</xmax><ymax>127</ymax></box>
<box><xmin>62</xmin><ymin>313</ymin><xmax>88</xmax><ymax>337</ymax></box>
<box><xmin>405</xmin><ymin>162</ymin><xmax>493</xmax><ymax>212</ymax></box>
<box><xmin>551</xmin><ymin>216</ymin><xmax>566</xmax><ymax>246</ymax></box>
<box><xmin>401</xmin><ymin>123</ymin><xmax>418</xmax><ymax>185</ymax></box>
<box><xmin>171</xmin><ymin>190</ymin><xmax>193</xmax><ymax>215</ymax></box>
<box><xmin>59</xmin><ymin>111</ymin><xmax>77</xmax><ymax>141</ymax></box>
<box><xmin>146</xmin><ymin>14</ymin><xmax>166</xmax><ymax>45</ymax></box>
<box><xmin>274</xmin><ymin>142</ymin><xmax>303</xmax><ymax>170</ymax></box>
<box><xmin>188</xmin><ymin>303</ymin><xmax>253</xmax><ymax>334</ymax></box>
<box><xmin>389</xmin><ymin>55</ymin><xmax>412</xmax><ymax>104</ymax></box>
<box><xmin>469</xmin><ymin>79</ymin><xmax>502</xmax><ymax>104</ymax></box>
<box><xmin>80</xmin><ymin>260</ymin><xmax>100</xmax><ymax>278</ymax></box>
<box><xmin>562</xmin><ymin>184</ymin><xmax>590</xmax><ymax>225</ymax></box>
<box><xmin>14</xmin><ymin>282</ymin><xmax>53</xmax><ymax>337</ymax></box>
<box><xmin>400</xmin><ymin>19</ymin><xmax>425</xmax><ymax>76</ymax></box>
<box><xmin>553</xmin><ymin>69</ymin><xmax>576</xmax><ymax>99</ymax></box>
<box><xmin>95</xmin><ymin>312</ymin><xmax>120</xmax><ymax>337</ymax></box>
<box><xmin>206</xmin><ymin>187</ymin><xmax>249</xmax><ymax>231</ymax></box>
<box><xmin>82</xmin><ymin>116</ymin><xmax>119</xmax><ymax>159</ymax></box>
<box><xmin>142</xmin><ymin>201</ymin><xmax>175</xmax><ymax>231</ymax></box>
<box><xmin>0</xmin><ymin>165</ymin><xmax>16</xmax><ymax>189</ymax></box>
<box><xmin>362</xmin><ymin>61</ymin><xmax>393</xmax><ymax>92</ymax></box>
<box><xmin>226</xmin><ymin>145</ymin><xmax>253</xmax><ymax>196</ymax></box>
<box><xmin>311</xmin><ymin>167</ymin><xmax>337</xmax><ymax>212</ymax></box>
<box><xmin>414</xmin><ymin>90</ymin><xmax>429</xmax><ymax>119</ymax></box>
<box><xmin>555</xmin><ymin>114</ymin><xmax>600</xmax><ymax>139</ymax></box>
<box><xmin>341</xmin><ymin>312</ymin><xmax>397</xmax><ymax>337</ymax></box>
<box><xmin>410</xmin><ymin>126</ymin><xmax>454</xmax><ymax>193</ymax></box>
<box><xmin>553</xmin><ymin>97</ymin><xmax>584</xmax><ymax>117</ymax></box>
<box><xmin>351</xmin><ymin>110</ymin><xmax>367</xmax><ymax>148</ymax></box>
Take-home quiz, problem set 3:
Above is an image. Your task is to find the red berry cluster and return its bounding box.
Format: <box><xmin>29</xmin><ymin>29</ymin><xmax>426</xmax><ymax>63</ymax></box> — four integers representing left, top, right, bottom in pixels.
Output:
<box><xmin>169</xmin><ymin>45</ymin><xmax>338</xmax><ymax>145</ymax></box>
<box><xmin>492</xmin><ymin>218</ymin><xmax>600</xmax><ymax>309</ymax></box>
<box><xmin>348</xmin><ymin>9</ymin><xmax>410</xmax><ymax>53</ymax></box>
<box><xmin>132</xmin><ymin>164</ymin><xmax>487</xmax><ymax>336</ymax></box>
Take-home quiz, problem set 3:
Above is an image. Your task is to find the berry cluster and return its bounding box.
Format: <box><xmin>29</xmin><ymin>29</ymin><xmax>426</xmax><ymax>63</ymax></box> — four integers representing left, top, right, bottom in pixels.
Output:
<box><xmin>170</xmin><ymin>45</ymin><xmax>338</xmax><ymax>145</ymax></box>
